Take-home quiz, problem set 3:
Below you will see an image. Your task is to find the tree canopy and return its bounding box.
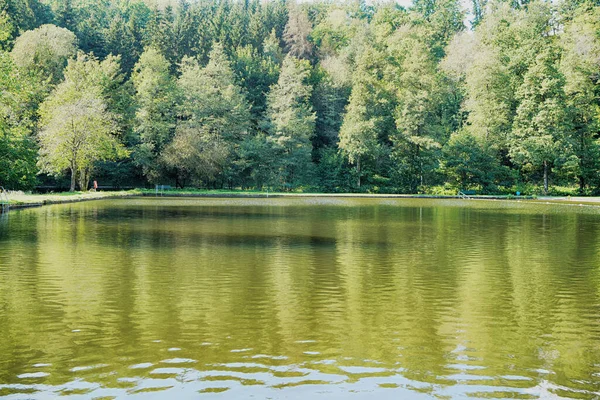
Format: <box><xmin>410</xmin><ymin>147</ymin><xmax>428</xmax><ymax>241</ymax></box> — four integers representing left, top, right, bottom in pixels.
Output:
<box><xmin>1</xmin><ymin>0</ymin><xmax>600</xmax><ymax>195</ymax></box>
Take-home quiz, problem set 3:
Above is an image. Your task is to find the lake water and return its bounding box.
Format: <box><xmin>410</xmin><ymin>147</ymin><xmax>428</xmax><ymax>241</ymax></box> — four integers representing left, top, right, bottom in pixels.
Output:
<box><xmin>1</xmin><ymin>197</ymin><xmax>600</xmax><ymax>399</ymax></box>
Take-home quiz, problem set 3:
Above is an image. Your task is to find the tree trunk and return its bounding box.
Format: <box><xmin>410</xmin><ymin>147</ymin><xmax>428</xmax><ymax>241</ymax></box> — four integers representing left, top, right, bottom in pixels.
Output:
<box><xmin>356</xmin><ymin>156</ymin><xmax>361</xmax><ymax>189</ymax></box>
<box><xmin>70</xmin><ymin>167</ymin><xmax>76</xmax><ymax>192</ymax></box>
<box><xmin>543</xmin><ymin>160</ymin><xmax>548</xmax><ymax>195</ymax></box>
<box><xmin>78</xmin><ymin>168</ymin><xmax>89</xmax><ymax>191</ymax></box>
<box><xmin>417</xmin><ymin>145</ymin><xmax>423</xmax><ymax>191</ymax></box>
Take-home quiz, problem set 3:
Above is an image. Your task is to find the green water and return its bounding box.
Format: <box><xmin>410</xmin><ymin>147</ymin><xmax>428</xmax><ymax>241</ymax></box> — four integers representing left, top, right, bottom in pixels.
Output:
<box><xmin>1</xmin><ymin>197</ymin><xmax>600</xmax><ymax>399</ymax></box>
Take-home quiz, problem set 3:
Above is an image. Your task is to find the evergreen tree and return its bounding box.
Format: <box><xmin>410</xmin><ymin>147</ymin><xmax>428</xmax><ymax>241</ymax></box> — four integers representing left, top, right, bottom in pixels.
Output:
<box><xmin>510</xmin><ymin>49</ymin><xmax>572</xmax><ymax>194</ymax></box>
<box><xmin>233</xmin><ymin>31</ymin><xmax>282</xmax><ymax>124</ymax></box>
<box><xmin>338</xmin><ymin>47</ymin><xmax>393</xmax><ymax>189</ymax></box>
<box><xmin>131</xmin><ymin>47</ymin><xmax>178</xmax><ymax>183</ymax></box>
<box><xmin>388</xmin><ymin>26</ymin><xmax>447</xmax><ymax>191</ymax></box>
<box><xmin>283</xmin><ymin>4</ymin><xmax>313</xmax><ymax>60</ymax></box>
<box><xmin>264</xmin><ymin>55</ymin><xmax>316</xmax><ymax>189</ymax></box>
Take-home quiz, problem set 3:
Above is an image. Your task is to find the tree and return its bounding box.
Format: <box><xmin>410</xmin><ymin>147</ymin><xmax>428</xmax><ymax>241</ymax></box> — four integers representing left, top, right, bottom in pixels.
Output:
<box><xmin>413</xmin><ymin>0</ymin><xmax>465</xmax><ymax>58</ymax></box>
<box><xmin>131</xmin><ymin>47</ymin><xmax>178</xmax><ymax>183</ymax></box>
<box><xmin>510</xmin><ymin>49</ymin><xmax>572</xmax><ymax>194</ymax></box>
<box><xmin>38</xmin><ymin>53</ymin><xmax>127</xmax><ymax>191</ymax></box>
<box><xmin>0</xmin><ymin>51</ymin><xmax>39</xmax><ymax>189</ymax></box>
<box><xmin>10</xmin><ymin>24</ymin><xmax>77</xmax><ymax>84</ymax></box>
<box><xmin>387</xmin><ymin>26</ymin><xmax>448</xmax><ymax>191</ymax></box>
<box><xmin>162</xmin><ymin>125</ymin><xmax>229</xmax><ymax>187</ymax></box>
<box><xmin>312</xmin><ymin>65</ymin><xmax>350</xmax><ymax>151</ymax></box>
<box><xmin>0</xmin><ymin>11</ymin><xmax>14</xmax><ymax>48</ymax></box>
<box><xmin>232</xmin><ymin>40</ymin><xmax>280</xmax><ymax>124</ymax></box>
<box><xmin>560</xmin><ymin>6</ymin><xmax>600</xmax><ymax>191</ymax></box>
<box><xmin>264</xmin><ymin>55</ymin><xmax>316</xmax><ymax>189</ymax></box>
<box><xmin>0</xmin><ymin>0</ymin><xmax>51</xmax><ymax>43</ymax></box>
<box><xmin>235</xmin><ymin>133</ymin><xmax>275</xmax><ymax>189</ymax></box>
<box><xmin>441</xmin><ymin>130</ymin><xmax>505</xmax><ymax>191</ymax></box>
<box><xmin>104</xmin><ymin>15</ymin><xmax>139</xmax><ymax>74</ymax></box>
<box><xmin>283</xmin><ymin>4</ymin><xmax>313</xmax><ymax>60</ymax></box>
<box><xmin>339</xmin><ymin>47</ymin><xmax>394</xmax><ymax>189</ymax></box>
<box><xmin>311</xmin><ymin>8</ymin><xmax>357</xmax><ymax>56</ymax></box>
<box><xmin>164</xmin><ymin>43</ymin><xmax>251</xmax><ymax>186</ymax></box>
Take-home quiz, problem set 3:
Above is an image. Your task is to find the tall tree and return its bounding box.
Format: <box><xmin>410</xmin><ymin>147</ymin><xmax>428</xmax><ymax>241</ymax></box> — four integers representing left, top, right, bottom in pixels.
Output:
<box><xmin>233</xmin><ymin>38</ymin><xmax>280</xmax><ymax>124</ymax></box>
<box><xmin>560</xmin><ymin>6</ymin><xmax>600</xmax><ymax>191</ymax></box>
<box><xmin>131</xmin><ymin>47</ymin><xmax>178</xmax><ymax>183</ymax></box>
<box><xmin>164</xmin><ymin>43</ymin><xmax>251</xmax><ymax>186</ymax></box>
<box><xmin>10</xmin><ymin>24</ymin><xmax>77</xmax><ymax>84</ymax></box>
<box><xmin>510</xmin><ymin>49</ymin><xmax>572</xmax><ymax>194</ymax></box>
<box><xmin>388</xmin><ymin>26</ymin><xmax>448</xmax><ymax>191</ymax></box>
<box><xmin>38</xmin><ymin>53</ymin><xmax>127</xmax><ymax>191</ymax></box>
<box><xmin>338</xmin><ymin>47</ymin><xmax>393</xmax><ymax>188</ymax></box>
<box><xmin>0</xmin><ymin>51</ymin><xmax>39</xmax><ymax>189</ymax></box>
<box><xmin>104</xmin><ymin>15</ymin><xmax>139</xmax><ymax>74</ymax></box>
<box><xmin>264</xmin><ymin>55</ymin><xmax>316</xmax><ymax>189</ymax></box>
<box><xmin>283</xmin><ymin>4</ymin><xmax>313</xmax><ymax>60</ymax></box>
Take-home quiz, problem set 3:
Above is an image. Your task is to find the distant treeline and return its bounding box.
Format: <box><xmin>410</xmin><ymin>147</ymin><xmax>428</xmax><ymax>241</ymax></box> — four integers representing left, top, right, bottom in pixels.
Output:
<box><xmin>1</xmin><ymin>0</ymin><xmax>599</xmax><ymax>194</ymax></box>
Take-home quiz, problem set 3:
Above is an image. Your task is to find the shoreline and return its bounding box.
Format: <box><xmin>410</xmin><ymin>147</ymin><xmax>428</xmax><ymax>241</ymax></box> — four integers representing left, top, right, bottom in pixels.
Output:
<box><xmin>140</xmin><ymin>192</ymin><xmax>533</xmax><ymax>200</ymax></box>
<box><xmin>3</xmin><ymin>190</ymin><xmax>600</xmax><ymax>213</ymax></box>
<box><xmin>1</xmin><ymin>190</ymin><xmax>140</xmax><ymax>212</ymax></box>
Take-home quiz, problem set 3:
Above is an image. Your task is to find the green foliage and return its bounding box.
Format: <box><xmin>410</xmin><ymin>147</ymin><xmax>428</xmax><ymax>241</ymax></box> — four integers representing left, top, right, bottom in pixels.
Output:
<box><xmin>232</xmin><ymin>37</ymin><xmax>280</xmax><ymax>124</ymax></box>
<box><xmin>441</xmin><ymin>130</ymin><xmax>508</xmax><ymax>191</ymax></box>
<box><xmin>2</xmin><ymin>0</ymin><xmax>600</xmax><ymax>194</ymax></box>
<box><xmin>314</xmin><ymin>147</ymin><xmax>352</xmax><ymax>192</ymax></box>
<box><xmin>0</xmin><ymin>51</ymin><xmax>40</xmax><ymax>189</ymax></box>
<box><xmin>235</xmin><ymin>133</ymin><xmax>275</xmax><ymax>189</ymax></box>
<box><xmin>312</xmin><ymin>64</ymin><xmax>351</xmax><ymax>151</ymax></box>
<box><xmin>509</xmin><ymin>48</ymin><xmax>572</xmax><ymax>193</ymax></box>
<box><xmin>264</xmin><ymin>55</ymin><xmax>316</xmax><ymax>189</ymax></box>
<box><xmin>38</xmin><ymin>53</ymin><xmax>127</xmax><ymax>191</ymax></box>
<box><xmin>10</xmin><ymin>24</ymin><xmax>77</xmax><ymax>84</ymax></box>
<box><xmin>338</xmin><ymin>45</ymin><xmax>394</xmax><ymax>188</ymax></box>
<box><xmin>163</xmin><ymin>43</ymin><xmax>251</xmax><ymax>186</ymax></box>
<box><xmin>131</xmin><ymin>47</ymin><xmax>178</xmax><ymax>183</ymax></box>
<box><xmin>388</xmin><ymin>25</ymin><xmax>448</xmax><ymax>191</ymax></box>
<box><xmin>560</xmin><ymin>6</ymin><xmax>600</xmax><ymax>191</ymax></box>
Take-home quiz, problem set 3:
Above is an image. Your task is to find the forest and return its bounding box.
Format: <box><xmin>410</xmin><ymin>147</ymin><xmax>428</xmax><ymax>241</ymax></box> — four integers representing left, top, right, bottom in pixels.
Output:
<box><xmin>0</xmin><ymin>0</ymin><xmax>599</xmax><ymax>194</ymax></box>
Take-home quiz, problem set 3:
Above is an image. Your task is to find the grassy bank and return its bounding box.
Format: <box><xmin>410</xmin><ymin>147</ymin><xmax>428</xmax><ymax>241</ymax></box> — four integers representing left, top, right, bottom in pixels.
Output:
<box><xmin>6</xmin><ymin>189</ymin><xmax>142</xmax><ymax>207</ymax></box>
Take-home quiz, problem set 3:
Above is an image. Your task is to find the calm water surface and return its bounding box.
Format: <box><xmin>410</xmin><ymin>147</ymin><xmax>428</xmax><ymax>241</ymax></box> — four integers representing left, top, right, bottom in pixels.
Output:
<box><xmin>1</xmin><ymin>197</ymin><xmax>600</xmax><ymax>399</ymax></box>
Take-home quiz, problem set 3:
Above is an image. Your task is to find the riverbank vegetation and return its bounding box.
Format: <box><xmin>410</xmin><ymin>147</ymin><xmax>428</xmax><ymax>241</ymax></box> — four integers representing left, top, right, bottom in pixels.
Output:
<box><xmin>1</xmin><ymin>0</ymin><xmax>599</xmax><ymax>194</ymax></box>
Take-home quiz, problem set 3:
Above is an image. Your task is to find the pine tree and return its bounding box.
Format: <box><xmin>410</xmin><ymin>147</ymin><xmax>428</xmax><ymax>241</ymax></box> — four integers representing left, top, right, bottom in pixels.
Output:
<box><xmin>131</xmin><ymin>47</ymin><xmax>178</xmax><ymax>183</ymax></box>
<box><xmin>283</xmin><ymin>4</ymin><xmax>313</xmax><ymax>60</ymax></box>
<box><xmin>510</xmin><ymin>49</ymin><xmax>572</xmax><ymax>194</ymax></box>
<box><xmin>339</xmin><ymin>47</ymin><xmax>394</xmax><ymax>188</ymax></box>
<box><xmin>388</xmin><ymin>27</ymin><xmax>447</xmax><ymax>191</ymax></box>
<box><xmin>264</xmin><ymin>55</ymin><xmax>316</xmax><ymax>189</ymax></box>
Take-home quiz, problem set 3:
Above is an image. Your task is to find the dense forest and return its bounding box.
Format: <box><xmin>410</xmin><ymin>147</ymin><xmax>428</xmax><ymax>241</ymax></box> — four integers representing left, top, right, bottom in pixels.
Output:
<box><xmin>0</xmin><ymin>0</ymin><xmax>599</xmax><ymax>194</ymax></box>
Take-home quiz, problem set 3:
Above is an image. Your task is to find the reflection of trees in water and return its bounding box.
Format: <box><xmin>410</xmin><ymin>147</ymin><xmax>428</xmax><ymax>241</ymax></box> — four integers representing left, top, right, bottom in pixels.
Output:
<box><xmin>0</xmin><ymin>211</ymin><xmax>8</xmax><ymax>235</ymax></box>
<box><xmin>1</xmin><ymin>201</ymin><xmax>600</xmax><ymax>398</ymax></box>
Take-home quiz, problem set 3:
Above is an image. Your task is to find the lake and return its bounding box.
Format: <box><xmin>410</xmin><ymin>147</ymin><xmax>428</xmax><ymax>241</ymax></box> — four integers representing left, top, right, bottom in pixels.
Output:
<box><xmin>1</xmin><ymin>197</ymin><xmax>600</xmax><ymax>399</ymax></box>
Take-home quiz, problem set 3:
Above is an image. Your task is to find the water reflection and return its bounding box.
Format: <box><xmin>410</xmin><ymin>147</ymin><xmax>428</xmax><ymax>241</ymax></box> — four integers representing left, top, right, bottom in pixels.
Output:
<box><xmin>1</xmin><ymin>198</ymin><xmax>600</xmax><ymax>399</ymax></box>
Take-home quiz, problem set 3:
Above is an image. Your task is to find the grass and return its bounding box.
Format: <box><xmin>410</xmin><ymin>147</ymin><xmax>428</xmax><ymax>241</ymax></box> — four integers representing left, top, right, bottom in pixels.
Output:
<box><xmin>6</xmin><ymin>189</ymin><xmax>141</xmax><ymax>206</ymax></box>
